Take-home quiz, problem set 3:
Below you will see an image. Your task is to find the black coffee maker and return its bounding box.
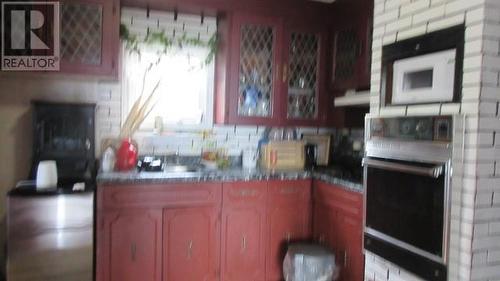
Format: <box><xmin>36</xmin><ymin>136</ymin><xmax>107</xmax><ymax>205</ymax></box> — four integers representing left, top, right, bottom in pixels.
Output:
<box><xmin>304</xmin><ymin>143</ymin><xmax>318</xmax><ymax>169</ymax></box>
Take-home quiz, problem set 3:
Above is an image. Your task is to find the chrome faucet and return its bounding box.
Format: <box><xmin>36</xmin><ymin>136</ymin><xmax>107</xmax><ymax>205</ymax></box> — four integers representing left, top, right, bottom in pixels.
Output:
<box><xmin>174</xmin><ymin>149</ymin><xmax>180</xmax><ymax>165</ymax></box>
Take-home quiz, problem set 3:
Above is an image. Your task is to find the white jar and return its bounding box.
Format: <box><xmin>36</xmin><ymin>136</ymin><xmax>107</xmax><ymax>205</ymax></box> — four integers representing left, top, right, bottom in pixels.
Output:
<box><xmin>242</xmin><ymin>148</ymin><xmax>258</xmax><ymax>169</ymax></box>
<box><xmin>101</xmin><ymin>146</ymin><xmax>116</xmax><ymax>173</ymax></box>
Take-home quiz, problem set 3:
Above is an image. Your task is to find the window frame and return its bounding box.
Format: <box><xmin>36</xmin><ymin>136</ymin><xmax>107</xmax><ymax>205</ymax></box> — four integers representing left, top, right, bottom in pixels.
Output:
<box><xmin>120</xmin><ymin>44</ymin><xmax>215</xmax><ymax>133</ymax></box>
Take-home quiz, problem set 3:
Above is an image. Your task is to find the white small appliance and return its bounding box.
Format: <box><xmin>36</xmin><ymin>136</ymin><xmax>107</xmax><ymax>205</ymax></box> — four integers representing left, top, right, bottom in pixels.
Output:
<box><xmin>392</xmin><ymin>49</ymin><xmax>456</xmax><ymax>105</ymax></box>
<box><xmin>36</xmin><ymin>160</ymin><xmax>58</xmax><ymax>190</ymax></box>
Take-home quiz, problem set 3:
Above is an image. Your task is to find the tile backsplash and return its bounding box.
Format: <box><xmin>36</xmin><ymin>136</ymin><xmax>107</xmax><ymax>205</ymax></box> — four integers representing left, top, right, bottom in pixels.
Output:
<box><xmin>135</xmin><ymin>126</ymin><xmax>338</xmax><ymax>157</ymax></box>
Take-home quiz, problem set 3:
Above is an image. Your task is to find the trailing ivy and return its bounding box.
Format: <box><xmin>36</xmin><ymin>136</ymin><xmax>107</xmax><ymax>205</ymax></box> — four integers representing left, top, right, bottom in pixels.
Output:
<box><xmin>120</xmin><ymin>23</ymin><xmax>217</xmax><ymax>65</ymax></box>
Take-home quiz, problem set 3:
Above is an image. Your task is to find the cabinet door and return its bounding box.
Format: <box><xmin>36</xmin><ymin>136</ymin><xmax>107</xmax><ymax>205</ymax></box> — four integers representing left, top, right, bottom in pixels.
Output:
<box><xmin>330</xmin><ymin>9</ymin><xmax>372</xmax><ymax>91</ymax></box>
<box><xmin>97</xmin><ymin>209</ymin><xmax>162</xmax><ymax>281</ymax></box>
<box><xmin>336</xmin><ymin>212</ymin><xmax>364</xmax><ymax>281</ymax></box>
<box><xmin>313</xmin><ymin>202</ymin><xmax>337</xmax><ymax>250</ymax></box>
<box><xmin>222</xmin><ymin>208</ymin><xmax>267</xmax><ymax>281</ymax></box>
<box><xmin>228</xmin><ymin>13</ymin><xmax>284</xmax><ymax>125</ymax></box>
<box><xmin>283</xmin><ymin>27</ymin><xmax>327</xmax><ymax>125</ymax></box>
<box><xmin>313</xmin><ymin>181</ymin><xmax>364</xmax><ymax>281</ymax></box>
<box><xmin>59</xmin><ymin>0</ymin><xmax>119</xmax><ymax>77</ymax></box>
<box><xmin>222</xmin><ymin>182</ymin><xmax>268</xmax><ymax>281</ymax></box>
<box><xmin>163</xmin><ymin>207</ymin><xmax>220</xmax><ymax>281</ymax></box>
<box><xmin>266</xmin><ymin>180</ymin><xmax>311</xmax><ymax>281</ymax></box>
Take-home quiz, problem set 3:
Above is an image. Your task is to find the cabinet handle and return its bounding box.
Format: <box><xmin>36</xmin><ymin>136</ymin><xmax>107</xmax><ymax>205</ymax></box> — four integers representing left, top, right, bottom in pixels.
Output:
<box><xmin>238</xmin><ymin>189</ymin><xmax>257</xmax><ymax>197</ymax></box>
<box><xmin>285</xmin><ymin>232</ymin><xmax>292</xmax><ymax>243</ymax></box>
<box><xmin>280</xmin><ymin>187</ymin><xmax>299</xmax><ymax>194</ymax></box>
<box><xmin>131</xmin><ymin>243</ymin><xmax>137</xmax><ymax>262</ymax></box>
<box><xmin>85</xmin><ymin>138</ymin><xmax>91</xmax><ymax>151</ymax></box>
<box><xmin>187</xmin><ymin>240</ymin><xmax>193</xmax><ymax>259</ymax></box>
<box><xmin>241</xmin><ymin>236</ymin><xmax>247</xmax><ymax>253</ymax></box>
<box><xmin>318</xmin><ymin>234</ymin><xmax>325</xmax><ymax>244</ymax></box>
<box><xmin>343</xmin><ymin>250</ymin><xmax>348</xmax><ymax>267</ymax></box>
<box><xmin>282</xmin><ymin>64</ymin><xmax>288</xmax><ymax>83</ymax></box>
<box><xmin>357</xmin><ymin>40</ymin><xmax>363</xmax><ymax>58</ymax></box>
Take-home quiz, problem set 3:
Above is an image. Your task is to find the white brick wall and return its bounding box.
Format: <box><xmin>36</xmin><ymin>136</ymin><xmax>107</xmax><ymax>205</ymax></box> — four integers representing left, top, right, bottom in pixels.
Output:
<box><xmin>469</xmin><ymin>2</ymin><xmax>500</xmax><ymax>280</ymax></box>
<box><xmin>368</xmin><ymin>0</ymin><xmax>500</xmax><ymax>280</ymax></box>
<box><xmin>0</xmin><ymin>74</ymin><xmax>335</xmax><ymax>161</ymax></box>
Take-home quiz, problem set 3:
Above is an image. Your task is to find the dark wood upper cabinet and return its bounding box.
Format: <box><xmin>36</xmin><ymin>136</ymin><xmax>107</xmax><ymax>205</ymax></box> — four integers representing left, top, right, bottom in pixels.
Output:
<box><xmin>226</xmin><ymin>13</ymin><xmax>285</xmax><ymax>126</ymax></box>
<box><xmin>59</xmin><ymin>0</ymin><xmax>120</xmax><ymax>78</ymax></box>
<box><xmin>215</xmin><ymin>13</ymin><xmax>328</xmax><ymax>126</ymax></box>
<box><xmin>283</xmin><ymin>24</ymin><xmax>328</xmax><ymax>126</ymax></box>
<box><xmin>330</xmin><ymin>5</ymin><xmax>373</xmax><ymax>92</ymax></box>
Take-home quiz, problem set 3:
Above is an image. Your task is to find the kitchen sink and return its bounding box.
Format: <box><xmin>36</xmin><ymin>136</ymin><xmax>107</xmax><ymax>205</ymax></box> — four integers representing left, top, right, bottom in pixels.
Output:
<box><xmin>162</xmin><ymin>164</ymin><xmax>202</xmax><ymax>173</ymax></box>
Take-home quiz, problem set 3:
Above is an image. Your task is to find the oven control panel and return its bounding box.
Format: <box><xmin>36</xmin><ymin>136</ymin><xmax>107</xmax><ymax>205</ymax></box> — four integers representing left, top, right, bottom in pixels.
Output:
<box><xmin>369</xmin><ymin>116</ymin><xmax>452</xmax><ymax>142</ymax></box>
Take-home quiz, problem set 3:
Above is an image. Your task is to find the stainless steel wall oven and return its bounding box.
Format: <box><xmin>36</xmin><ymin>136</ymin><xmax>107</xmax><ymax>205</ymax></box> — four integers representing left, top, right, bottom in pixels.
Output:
<box><xmin>363</xmin><ymin>116</ymin><xmax>459</xmax><ymax>281</ymax></box>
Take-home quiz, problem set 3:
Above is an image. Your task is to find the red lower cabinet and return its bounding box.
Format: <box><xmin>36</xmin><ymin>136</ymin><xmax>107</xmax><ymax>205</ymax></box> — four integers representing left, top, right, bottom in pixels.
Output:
<box><xmin>266</xmin><ymin>180</ymin><xmax>312</xmax><ymax>281</ymax></box>
<box><xmin>98</xmin><ymin>209</ymin><xmax>162</xmax><ymax>281</ymax></box>
<box><xmin>97</xmin><ymin>183</ymin><xmax>222</xmax><ymax>281</ymax></box>
<box><xmin>313</xmin><ymin>181</ymin><xmax>364</xmax><ymax>281</ymax></box>
<box><xmin>163</xmin><ymin>207</ymin><xmax>220</xmax><ymax>281</ymax></box>
<box><xmin>221</xmin><ymin>182</ymin><xmax>268</xmax><ymax>281</ymax></box>
<box><xmin>97</xmin><ymin>180</ymin><xmax>363</xmax><ymax>281</ymax></box>
<box><xmin>313</xmin><ymin>202</ymin><xmax>337</xmax><ymax>249</ymax></box>
<box><xmin>337</xmin><ymin>214</ymin><xmax>364</xmax><ymax>281</ymax></box>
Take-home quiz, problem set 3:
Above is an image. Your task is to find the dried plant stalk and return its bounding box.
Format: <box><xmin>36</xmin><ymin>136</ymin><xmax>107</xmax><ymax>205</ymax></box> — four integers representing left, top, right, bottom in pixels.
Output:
<box><xmin>119</xmin><ymin>69</ymin><xmax>161</xmax><ymax>138</ymax></box>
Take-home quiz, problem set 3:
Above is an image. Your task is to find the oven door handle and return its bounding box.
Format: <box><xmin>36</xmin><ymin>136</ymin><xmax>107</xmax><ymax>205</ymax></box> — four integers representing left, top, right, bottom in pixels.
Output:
<box><xmin>362</xmin><ymin>158</ymin><xmax>443</xmax><ymax>178</ymax></box>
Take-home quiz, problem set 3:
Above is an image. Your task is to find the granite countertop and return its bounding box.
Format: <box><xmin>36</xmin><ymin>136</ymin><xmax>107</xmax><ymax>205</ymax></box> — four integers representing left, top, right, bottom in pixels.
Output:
<box><xmin>97</xmin><ymin>167</ymin><xmax>363</xmax><ymax>193</ymax></box>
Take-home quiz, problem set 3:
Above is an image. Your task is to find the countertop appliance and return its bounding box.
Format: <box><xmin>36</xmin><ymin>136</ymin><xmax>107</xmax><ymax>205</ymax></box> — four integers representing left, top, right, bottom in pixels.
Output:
<box><xmin>304</xmin><ymin>143</ymin><xmax>318</xmax><ymax>169</ymax></box>
<box><xmin>7</xmin><ymin>101</ymin><xmax>96</xmax><ymax>281</ymax></box>
<box><xmin>302</xmin><ymin>134</ymin><xmax>331</xmax><ymax>166</ymax></box>
<box><xmin>363</xmin><ymin>115</ymin><xmax>460</xmax><ymax>281</ymax></box>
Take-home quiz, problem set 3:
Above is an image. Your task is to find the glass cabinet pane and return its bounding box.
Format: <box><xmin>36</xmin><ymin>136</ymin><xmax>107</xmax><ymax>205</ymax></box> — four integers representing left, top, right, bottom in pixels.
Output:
<box><xmin>287</xmin><ymin>32</ymin><xmax>319</xmax><ymax>119</ymax></box>
<box><xmin>334</xmin><ymin>29</ymin><xmax>358</xmax><ymax>82</ymax></box>
<box><xmin>60</xmin><ymin>2</ymin><xmax>103</xmax><ymax>65</ymax></box>
<box><xmin>238</xmin><ymin>24</ymin><xmax>275</xmax><ymax>117</ymax></box>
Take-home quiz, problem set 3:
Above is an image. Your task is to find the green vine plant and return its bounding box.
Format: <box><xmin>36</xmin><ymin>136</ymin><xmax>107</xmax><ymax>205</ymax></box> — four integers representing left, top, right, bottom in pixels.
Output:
<box><xmin>119</xmin><ymin>23</ymin><xmax>218</xmax><ymax>135</ymax></box>
<box><xmin>120</xmin><ymin>23</ymin><xmax>217</xmax><ymax>66</ymax></box>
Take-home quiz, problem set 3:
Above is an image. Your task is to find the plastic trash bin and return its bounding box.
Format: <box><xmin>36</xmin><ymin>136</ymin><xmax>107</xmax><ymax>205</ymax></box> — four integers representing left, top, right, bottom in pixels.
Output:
<box><xmin>283</xmin><ymin>243</ymin><xmax>338</xmax><ymax>281</ymax></box>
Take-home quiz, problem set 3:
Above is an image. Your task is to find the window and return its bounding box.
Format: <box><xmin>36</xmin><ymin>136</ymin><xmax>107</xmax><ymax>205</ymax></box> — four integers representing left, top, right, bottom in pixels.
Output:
<box><xmin>121</xmin><ymin>9</ymin><xmax>216</xmax><ymax>131</ymax></box>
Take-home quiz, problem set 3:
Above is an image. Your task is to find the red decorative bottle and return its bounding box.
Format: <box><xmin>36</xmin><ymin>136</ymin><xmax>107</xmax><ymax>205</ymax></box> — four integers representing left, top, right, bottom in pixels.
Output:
<box><xmin>115</xmin><ymin>138</ymin><xmax>138</xmax><ymax>171</ymax></box>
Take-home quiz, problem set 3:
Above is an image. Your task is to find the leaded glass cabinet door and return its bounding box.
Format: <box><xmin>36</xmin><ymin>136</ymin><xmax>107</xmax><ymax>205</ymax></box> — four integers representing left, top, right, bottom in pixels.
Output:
<box><xmin>285</xmin><ymin>31</ymin><xmax>321</xmax><ymax>121</ymax></box>
<box><xmin>59</xmin><ymin>0</ymin><xmax>119</xmax><ymax>77</ymax></box>
<box><xmin>229</xmin><ymin>14</ymin><xmax>283</xmax><ymax>125</ymax></box>
<box><xmin>61</xmin><ymin>1</ymin><xmax>103</xmax><ymax>66</ymax></box>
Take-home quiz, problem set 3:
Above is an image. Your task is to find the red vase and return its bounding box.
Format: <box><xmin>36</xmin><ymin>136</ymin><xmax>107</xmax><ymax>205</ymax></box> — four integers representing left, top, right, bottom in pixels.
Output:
<box><xmin>116</xmin><ymin>138</ymin><xmax>138</xmax><ymax>171</ymax></box>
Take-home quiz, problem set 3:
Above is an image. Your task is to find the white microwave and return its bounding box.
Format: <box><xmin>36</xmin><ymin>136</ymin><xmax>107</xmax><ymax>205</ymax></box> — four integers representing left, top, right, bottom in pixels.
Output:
<box><xmin>392</xmin><ymin>49</ymin><xmax>456</xmax><ymax>105</ymax></box>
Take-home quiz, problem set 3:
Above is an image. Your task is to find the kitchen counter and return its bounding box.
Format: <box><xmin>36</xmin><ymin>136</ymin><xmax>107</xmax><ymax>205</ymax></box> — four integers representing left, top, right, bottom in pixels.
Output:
<box><xmin>97</xmin><ymin>167</ymin><xmax>363</xmax><ymax>193</ymax></box>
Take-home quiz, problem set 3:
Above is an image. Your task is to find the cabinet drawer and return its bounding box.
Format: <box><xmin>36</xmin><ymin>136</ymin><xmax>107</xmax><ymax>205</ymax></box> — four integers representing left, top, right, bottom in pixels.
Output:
<box><xmin>314</xmin><ymin>181</ymin><xmax>363</xmax><ymax>219</ymax></box>
<box><xmin>98</xmin><ymin>183</ymin><xmax>222</xmax><ymax>209</ymax></box>
<box><xmin>223</xmin><ymin>181</ymin><xmax>267</xmax><ymax>207</ymax></box>
<box><xmin>268</xmin><ymin>179</ymin><xmax>311</xmax><ymax>204</ymax></box>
